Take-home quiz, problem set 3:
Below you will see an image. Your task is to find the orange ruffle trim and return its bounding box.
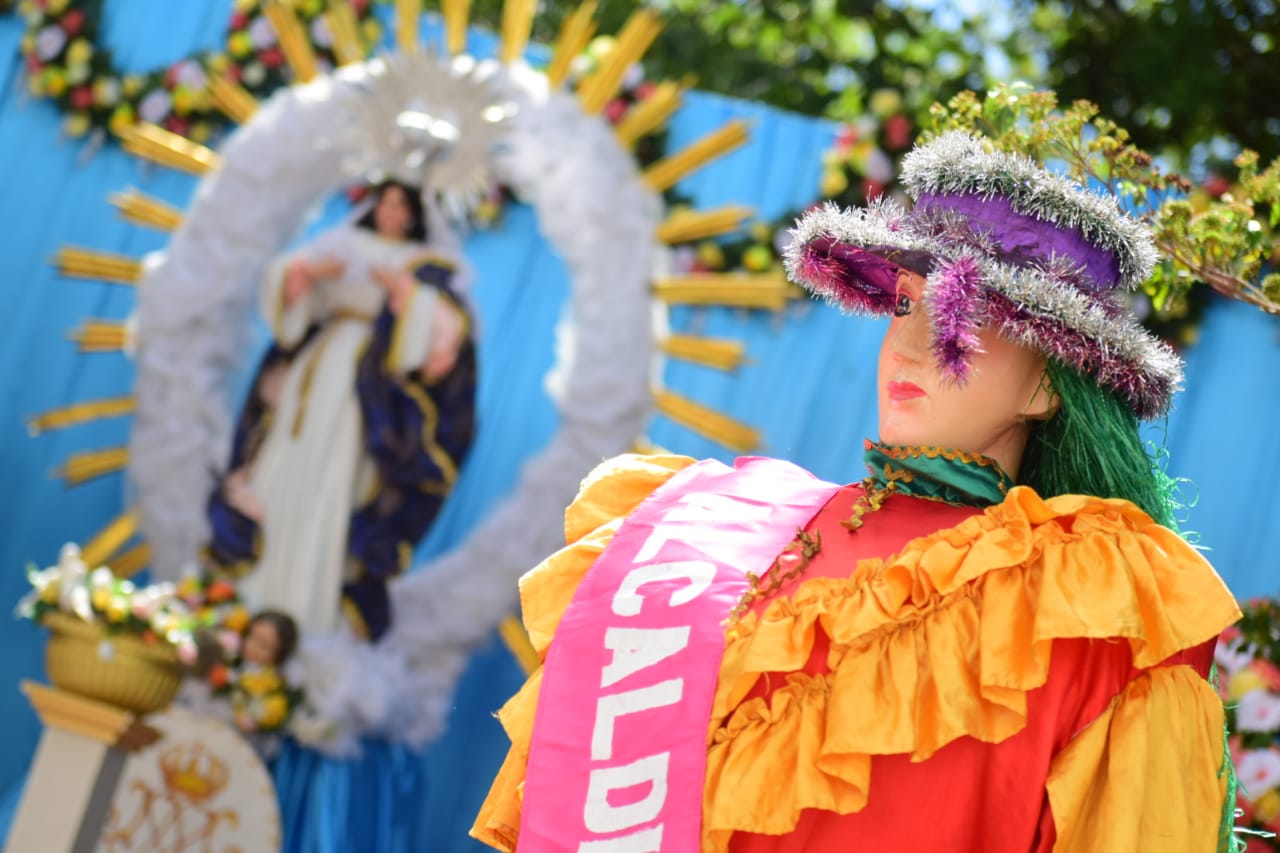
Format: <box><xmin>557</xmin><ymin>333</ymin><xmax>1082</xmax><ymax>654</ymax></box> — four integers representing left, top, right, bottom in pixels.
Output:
<box><xmin>472</xmin><ymin>454</ymin><xmax>1240</xmax><ymax>852</ymax></box>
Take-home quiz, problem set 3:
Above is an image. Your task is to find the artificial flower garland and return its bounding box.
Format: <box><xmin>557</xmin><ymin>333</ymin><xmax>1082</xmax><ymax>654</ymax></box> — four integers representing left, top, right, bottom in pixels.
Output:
<box><xmin>8</xmin><ymin>0</ymin><xmax>384</xmax><ymax>141</ymax></box>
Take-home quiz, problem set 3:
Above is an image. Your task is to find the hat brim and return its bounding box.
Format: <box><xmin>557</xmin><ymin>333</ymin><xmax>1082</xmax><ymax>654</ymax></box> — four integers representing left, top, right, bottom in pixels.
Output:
<box><xmin>784</xmin><ymin>202</ymin><xmax>1183</xmax><ymax>419</ymax></box>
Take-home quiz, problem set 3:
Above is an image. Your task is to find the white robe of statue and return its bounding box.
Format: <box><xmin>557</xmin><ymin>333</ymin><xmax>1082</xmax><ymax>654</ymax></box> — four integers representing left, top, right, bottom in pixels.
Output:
<box><xmin>237</xmin><ymin>224</ymin><xmax>446</xmax><ymax>637</ymax></box>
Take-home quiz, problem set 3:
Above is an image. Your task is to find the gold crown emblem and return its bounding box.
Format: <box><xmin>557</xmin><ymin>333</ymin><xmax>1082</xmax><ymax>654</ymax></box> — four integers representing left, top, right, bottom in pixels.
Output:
<box><xmin>158</xmin><ymin>743</ymin><xmax>229</xmax><ymax>803</ymax></box>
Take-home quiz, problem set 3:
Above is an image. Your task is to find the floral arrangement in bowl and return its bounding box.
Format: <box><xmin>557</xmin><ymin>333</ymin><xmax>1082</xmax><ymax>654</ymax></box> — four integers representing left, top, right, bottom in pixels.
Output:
<box><xmin>17</xmin><ymin>543</ymin><xmax>194</xmax><ymax>649</ymax></box>
<box><xmin>15</xmin><ymin>543</ymin><xmax>195</xmax><ymax>713</ymax></box>
<box><xmin>1216</xmin><ymin>598</ymin><xmax>1280</xmax><ymax>850</ymax></box>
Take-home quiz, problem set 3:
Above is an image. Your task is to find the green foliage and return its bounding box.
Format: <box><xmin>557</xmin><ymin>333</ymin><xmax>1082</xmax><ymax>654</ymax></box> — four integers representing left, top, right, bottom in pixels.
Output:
<box><xmin>1025</xmin><ymin>0</ymin><xmax>1280</xmax><ymax>162</ymax></box>
<box><xmin>467</xmin><ymin>0</ymin><xmax>1039</xmax><ymax>128</ymax></box>
<box><xmin>928</xmin><ymin>84</ymin><xmax>1280</xmax><ymax>321</ymax></box>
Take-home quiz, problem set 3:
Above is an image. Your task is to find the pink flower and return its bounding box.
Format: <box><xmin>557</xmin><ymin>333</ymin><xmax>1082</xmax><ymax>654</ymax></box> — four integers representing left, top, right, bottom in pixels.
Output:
<box><xmin>1237</xmin><ymin>690</ymin><xmax>1280</xmax><ymax>733</ymax></box>
<box><xmin>1237</xmin><ymin>748</ymin><xmax>1280</xmax><ymax>799</ymax></box>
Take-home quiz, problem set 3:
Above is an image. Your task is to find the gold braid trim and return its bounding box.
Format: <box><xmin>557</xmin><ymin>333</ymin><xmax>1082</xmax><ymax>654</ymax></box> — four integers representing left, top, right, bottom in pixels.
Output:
<box><xmin>842</xmin><ymin>478</ymin><xmax>898</xmax><ymax>531</ymax></box>
<box><xmin>729</xmin><ymin>530</ymin><xmax>823</xmax><ymax>623</ymax></box>
<box><xmin>875</xmin><ymin>443</ymin><xmax>1008</xmax><ymax>474</ymax></box>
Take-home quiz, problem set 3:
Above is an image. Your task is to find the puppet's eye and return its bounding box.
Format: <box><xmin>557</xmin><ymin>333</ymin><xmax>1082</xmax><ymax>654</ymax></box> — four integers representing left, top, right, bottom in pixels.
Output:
<box><xmin>893</xmin><ymin>292</ymin><xmax>914</xmax><ymax>317</ymax></box>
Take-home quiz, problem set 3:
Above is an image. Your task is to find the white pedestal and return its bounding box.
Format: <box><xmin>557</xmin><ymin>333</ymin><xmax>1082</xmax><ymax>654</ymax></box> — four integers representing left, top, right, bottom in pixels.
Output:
<box><xmin>4</xmin><ymin>682</ymin><xmax>159</xmax><ymax>853</ymax></box>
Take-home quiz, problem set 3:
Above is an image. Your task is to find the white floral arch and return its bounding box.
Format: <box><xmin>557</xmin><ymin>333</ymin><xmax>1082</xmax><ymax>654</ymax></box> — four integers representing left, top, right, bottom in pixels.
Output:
<box><xmin>128</xmin><ymin>57</ymin><xmax>661</xmax><ymax>751</ymax></box>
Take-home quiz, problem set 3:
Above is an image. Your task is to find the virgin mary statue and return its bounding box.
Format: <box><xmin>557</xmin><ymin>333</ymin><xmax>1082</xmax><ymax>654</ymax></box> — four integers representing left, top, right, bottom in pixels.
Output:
<box><xmin>204</xmin><ymin>180</ymin><xmax>477</xmax><ymax>641</ymax></box>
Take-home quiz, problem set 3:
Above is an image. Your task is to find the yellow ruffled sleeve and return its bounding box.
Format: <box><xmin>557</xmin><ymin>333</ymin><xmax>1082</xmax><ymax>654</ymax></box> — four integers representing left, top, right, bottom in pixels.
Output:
<box><xmin>470</xmin><ymin>452</ymin><xmax>695</xmax><ymax>851</ymax></box>
<box><xmin>1046</xmin><ymin>664</ymin><xmax>1230</xmax><ymax>852</ymax></box>
<box><xmin>701</xmin><ymin>486</ymin><xmax>1241</xmax><ymax>849</ymax></box>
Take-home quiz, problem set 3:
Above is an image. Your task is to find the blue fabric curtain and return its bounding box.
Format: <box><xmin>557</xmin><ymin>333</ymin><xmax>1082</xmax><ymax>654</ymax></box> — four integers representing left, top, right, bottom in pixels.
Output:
<box><xmin>1</xmin><ymin>3</ymin><xmax>1278</xmax><ymax>851</ymax></box>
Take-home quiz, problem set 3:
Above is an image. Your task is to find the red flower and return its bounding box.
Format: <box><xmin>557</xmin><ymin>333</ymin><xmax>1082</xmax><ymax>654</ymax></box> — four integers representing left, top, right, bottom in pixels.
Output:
<box><xmin>164</xmin><ymin>64</ymin><xmax>182</xmax><ymax>88</ymax></box>
<box><xmin>836</xmin><ymin>125</ymin><xmax>858</xmax><ymax>151</ymax></box>
<box><xmin>208</xmin><ymin>663</ymin><xmax>230</xmax><ymax>689</ymax></box>
<box><xmin>25</xmin><ymin>54</ymin><xmax>42</xmax><ymax>73</ymax></box>
<box><xmin>883</xmin><ymin>114</ymin><xmax>913</xmax><ymax>151</ymax></box>
<box><xmin>164</xmin><ymin>115</ymin><xmax>190</xmax><ymax>137</ymax></box>
<box><xmin>70</xmin><ymin>85</ymin><xmax>93</xmax><ymax>110</ymax></box>
<box><xmin>1204</xmin><ymin>174</ymin><xmax>1232</xmax><ymax>198</ymax></box>
<box><xmin>863</xmin><ymin>179</ymin><xmax>887</xmax><ymax>203</ymax></box>
<box><xmin>206</xmin><ymin>579</ymin><xmax>237</xmax><ymax>604</ymax></box>
<box><xmin>224</xmin><ymin>64</ymin><xmax>242</xmax><ymax>84</ymax></box>
<box><xmin>634</xmin><ymin>81</ymin><xmax>656</xmax><ymax>100</ymax></box>
<box><xmin>62</xmin><ymin>10</ymin><xmax>84</xmax><ymax>36</ymax></box>
<box><xmin>230</xmin><ymin>11</ymin><xmax>249</xmax><ymax>30</ymax></box>
<box><xmin>353</xmin><ymin>0</ymin><xmax>370</xmax><ymax>12</ymax></box>
<box><xmin>261</xmin><ymin>47</ymin><xmax>285</xmax><ymax>69</ymax></box>
<box><xmin>603</xmin><ymin>98</ymin><xmax>628</xmax><ymax>124</ymax></box>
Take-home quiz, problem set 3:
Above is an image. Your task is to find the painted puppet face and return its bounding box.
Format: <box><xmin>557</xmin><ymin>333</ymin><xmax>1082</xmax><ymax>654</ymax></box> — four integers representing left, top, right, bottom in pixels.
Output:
<box><xmin>877</xmin><ymin>269</ymin><xmax>1052</xmax><ymax>477</ymax></box>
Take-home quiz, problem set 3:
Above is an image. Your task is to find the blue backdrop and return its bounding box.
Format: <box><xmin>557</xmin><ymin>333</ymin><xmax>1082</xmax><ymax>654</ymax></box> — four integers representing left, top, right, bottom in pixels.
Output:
<box><xmin>1</xmin><ymin>2</ymin><xmax>1278</xmax><ymax>850</ymax></box>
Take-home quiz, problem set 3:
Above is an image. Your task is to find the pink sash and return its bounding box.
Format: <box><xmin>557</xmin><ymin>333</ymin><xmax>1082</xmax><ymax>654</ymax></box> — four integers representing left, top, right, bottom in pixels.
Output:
<box><xmin>518</xmin><ymin>457</ymin><xmax>840</xmax><ymax>851</ymax></box>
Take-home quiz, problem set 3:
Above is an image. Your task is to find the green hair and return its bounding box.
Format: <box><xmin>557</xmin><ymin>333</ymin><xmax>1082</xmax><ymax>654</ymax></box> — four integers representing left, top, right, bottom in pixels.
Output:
<box><xmin>1018</xmin><ymin>359</ymin><xmax>1179</xmax><ymax>529</ymax></box>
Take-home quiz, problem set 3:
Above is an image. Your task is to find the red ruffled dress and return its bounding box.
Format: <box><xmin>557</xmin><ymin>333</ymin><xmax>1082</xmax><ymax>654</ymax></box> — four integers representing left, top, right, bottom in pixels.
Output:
<box><xmin>474</xmin><ymin>446</ymin><xmax>1241</xmax><ymax>852</ymax></box>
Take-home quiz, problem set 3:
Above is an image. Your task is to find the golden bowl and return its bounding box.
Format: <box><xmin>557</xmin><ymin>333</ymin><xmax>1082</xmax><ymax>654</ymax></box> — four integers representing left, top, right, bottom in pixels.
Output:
<box><xmin>43</xmin><ymin>610</ymin><xmax>182</xmax><ymax>715</ymax></box>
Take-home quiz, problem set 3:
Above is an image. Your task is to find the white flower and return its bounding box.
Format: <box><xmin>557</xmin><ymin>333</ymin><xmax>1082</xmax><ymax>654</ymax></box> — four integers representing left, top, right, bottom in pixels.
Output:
<box><xmin>35</xmin><ymin>26</ymin><xmax>66</xmax><ymax>62</ymax></box>
<box><xmin>670</xmin><ymin>245</ymin><xmax>697</xmax><ymax>274</ymax></box>
<box><xmin>89</xmin><ymin>567</ymin><xmax>114</xmax><ymax>590</ymax></box>
<box><xmin>1238</xmin><ymin>689</ymin><xmax>1280</xmax><ymax>733</ymax></box>
<box><xmin>1239</xmin><ymin>748</ymin><xmax>1280</xmax><ymax>799</ymax></box>
<box><xmin>865</xmin><ymin>148</ymin><xmax>895</xmax><ymax>184</ymax></box>
<box><xmin>97</xmin><ymin>639</ymin><xmax>115</xmax><ymax>662</ymax></box>
<box><xmin>173</xmin><ymin>60</ymin><xmax>206</xmax><ymax>90</ymax></box>
<box><xmin>1215</xmin><ymin>639</ymin><xmax>1255</xmax><ymax>675</ymax></box>
<box><xmin>310</xmin><ymin>17</ymin><xmax>333</xmax><ymax>48</ymax></box>
<box><xmin>241</xmin><ymin>62</ymin><xmax>266</xmax><ymax>87</ymax></box>
<box><xmin>621</xmin><ymin>63</ymin><xmax>644</xmax><ymax>90</ymax></box>
<box><xmin>249</xmin><ymin>16</ymin><xmax>277</xmax><ymax>49</ymax></box>
<box><xmin>138</xmin><ymin>90</ymin><xmax>172</xmax><ymax>124</ymax></box>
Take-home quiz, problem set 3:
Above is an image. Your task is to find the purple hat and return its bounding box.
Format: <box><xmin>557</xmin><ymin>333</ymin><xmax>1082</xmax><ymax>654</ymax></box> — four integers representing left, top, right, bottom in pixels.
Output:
<box><xmin>784</xmin><ymin>132</ymin><xmax>1183</xmax><ymax>419</ymax></box>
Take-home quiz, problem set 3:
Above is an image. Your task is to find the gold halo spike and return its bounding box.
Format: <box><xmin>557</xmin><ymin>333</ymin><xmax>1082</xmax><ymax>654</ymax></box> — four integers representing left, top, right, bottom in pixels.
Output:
<box><xmin>395</xmin><ymin>0</ymin><xmax>422</xmax><ymax>55</ymax></box>
<box><xmin>108</xmin><ymin>544</ymin><xmax>152</xmax><ymax>580</ymax></box>
<box><xmin>577</xmin><ymin>10</ymin><xmax>662</xmax><ymax>114</ymax></box>
<box><xmin>68</xmin><ymin>320</ymin><xmax>131</xmax><ymax>353</ymax></box>
<box><xmin>500</xmin><ymin>0</ymin><xmax>538</xmax><ymax>64</ymax></box>
<box><xmin>658</xmin><ymin>335</ymin><xmax>746</xmax><ymax>371</ymax></box>
<box><xmin>498</xmin><ymin>616</ymin><xmax>541</xmax><ymax>675</ymax></box>
<box><xmin>642</xmin><ymin>119</ymin><xmax>750</xmax><ymax>192</ymax></box>
<box><xmin>263</xmin><ymin>1</ymin><xmax>319</xmax><ymax>83</ymax></box>
<box><xmin>54</xmin><ymin>247</ymin><xmax>143</xmax><ymax>285</ymax></box>
<box><xmin>116</xmin><ymin>123</ymin><xmax>220</xmax><ymax>176</ymax></box>
<box><xmin>108</xmin><ymin>190</ymin><xmax>183</xmax><ymax>232</ymax></box>
<box><xmin>546</xmin><ymin>1</ymin><xmax>597</xmax><ymax>88</ymax></box>
<box><xmin>653</xmin><ymin>272</ymin><xmax>799</xmax><ymax>312</ymax></box>
<box><xmin>325</xmin><ymin>1</ymin><xmax>366</xmax><ymax>66</ymax></box>
<box><xmin>614</xmin><ymin>79</ymin><xmax>683</xmax><ymax>148</ymax></box>
<box><xmin>443</xmin><ymin>0</ymin><xmax>473</xmax><ymax>56</ymax></box>
<box><xmin>80</xmin><ymin>511</ymin><xmax>139</xmax><ymax>569</ymax></box>
<box><xmin>208</xmin><ymin>74</ymin><xmax>259</xmax><ymax>124</ymax></box>
<box><xmin>57</xmin><ymin>447</ymin><xmax>130</xmax><ymax>487</ymax></box>
<box><xmin>27</xmin><ymin>396</ymin><xmax>136</xmax><ymax>436</ymax></box>
<box><xmin>656</xmin><ymin>204</ymin><xmax>754</xmax><ymax>244</ymax></box>
<box><xmin>651</xmin><ymin>390</ymin><xmax>760</xmax><ymax>453</ymax></box>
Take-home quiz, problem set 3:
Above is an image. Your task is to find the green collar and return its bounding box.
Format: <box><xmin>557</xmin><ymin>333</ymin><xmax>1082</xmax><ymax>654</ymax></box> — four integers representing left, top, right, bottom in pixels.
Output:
<box><xmin>862</xmin><ymin>441</ymin><xmax>1013</xmax><ymax>507</ymax></box>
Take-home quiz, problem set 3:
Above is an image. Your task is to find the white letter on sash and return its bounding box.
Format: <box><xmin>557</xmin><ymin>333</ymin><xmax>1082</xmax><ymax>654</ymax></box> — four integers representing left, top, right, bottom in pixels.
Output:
<box><xmin>578</xmin><ymin>826</ymin><xmax>664</xmax><ymax>852</ymax></box>
<box><xmin>591</xmin><ymin>679</ymin><xmax>683</xmax><ymax>761</ymax></box>
<box><xmin>612</xmin><ymin>561</ymin><xmax>715</xmax><ymax>617</ymax></box>
<box><xmin>601</xmin><ymin>627</ymin><xmax>691</xmax><ymax>688</ymax></box>
<box><xmin>582</xmin><ymin>752</ymin><xmax>670</xmax><ymax>835</ymax></box>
